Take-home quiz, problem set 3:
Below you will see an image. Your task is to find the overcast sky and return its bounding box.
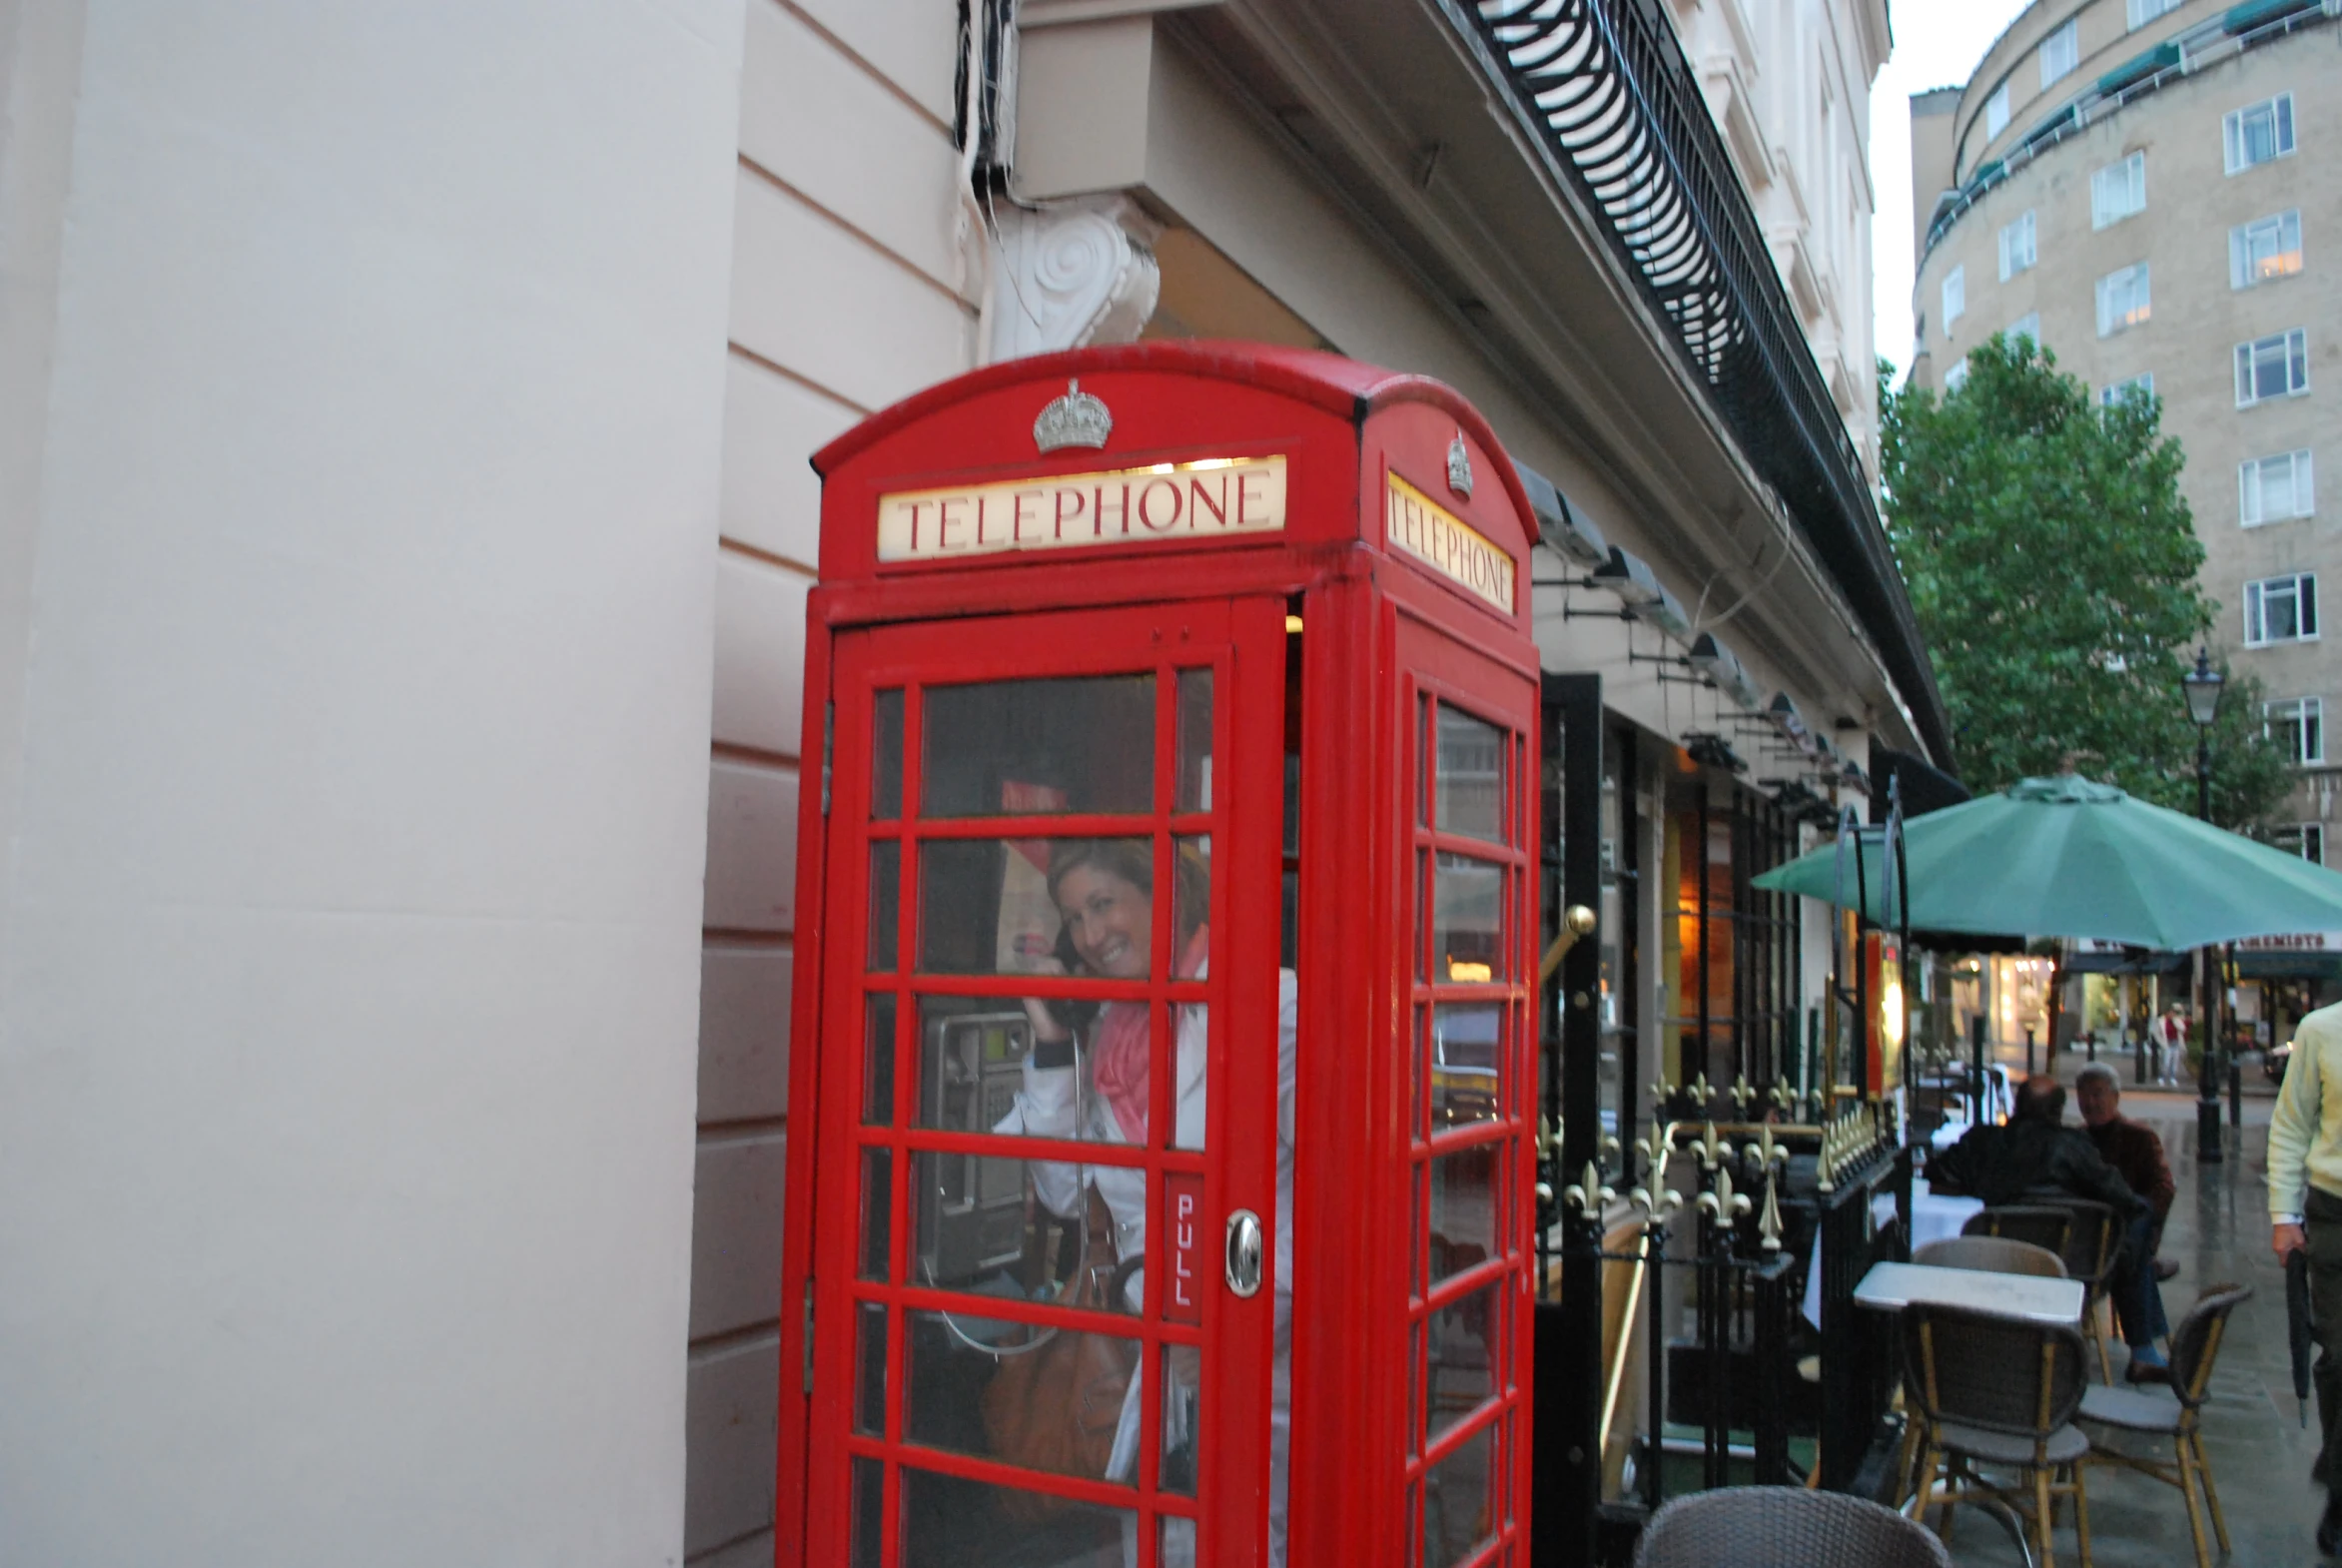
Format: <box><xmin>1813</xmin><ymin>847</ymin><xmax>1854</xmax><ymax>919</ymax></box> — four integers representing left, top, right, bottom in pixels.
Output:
<box><xmin>1872</xmin><ymin>0</ymin><xmax>2034</xmax><ymax>380</ymax></box>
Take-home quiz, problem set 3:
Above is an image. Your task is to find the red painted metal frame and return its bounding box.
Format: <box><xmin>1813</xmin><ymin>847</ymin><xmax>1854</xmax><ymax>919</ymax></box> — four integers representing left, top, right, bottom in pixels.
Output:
<box><xmin>779</xmin><ymin>343</ymin><xmax>1543</xmax><ymax>1568</ymax></box>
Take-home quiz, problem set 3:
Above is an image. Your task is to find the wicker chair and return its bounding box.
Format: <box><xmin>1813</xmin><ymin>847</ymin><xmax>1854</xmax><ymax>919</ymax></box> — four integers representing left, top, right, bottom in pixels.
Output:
<box><xmin>1632</xmin><ymin>1485</ymin><xmax>1952</xmax><ymax>1567</ymax></box>
<box><xmin>1901</xmin><ymin>1301</ymin><xmax>2093</xmax><ymax>1568</ymax></box>
<box><xmin>2078</xmin><ymin>1283</ymin><xmax>2252</xmax><ymax>1568</ymax></box>
<box><xmin>2040</xmin><ymin>1199</ymin><xmax>2121</xmax><ymax>1383</ymax></box>
<box><xmin>1962</xmin><ymin>1203</ymin><xmax>2074</xmax><ymax>1257</ymax></box>
<box><xmin>1915</xmin><ymin>1235</ymin><xmax>2068</xmax><ymax>1278</ymax></box>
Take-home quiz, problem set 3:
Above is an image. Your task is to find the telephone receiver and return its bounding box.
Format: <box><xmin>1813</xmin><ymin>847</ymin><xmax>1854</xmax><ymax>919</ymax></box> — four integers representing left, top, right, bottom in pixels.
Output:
<box><xmin>1046</xmin><ymin>923</ymin><xmax>1102</xmax><ymax>1038</ymax></box>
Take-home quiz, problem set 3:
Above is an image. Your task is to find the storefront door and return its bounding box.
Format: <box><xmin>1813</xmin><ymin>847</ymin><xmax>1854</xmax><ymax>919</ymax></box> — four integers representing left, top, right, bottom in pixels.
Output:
<box><xmin>803</xmin><ymin>596</ymin><xmax>1288</xmax><ymax>1568</ymax></box>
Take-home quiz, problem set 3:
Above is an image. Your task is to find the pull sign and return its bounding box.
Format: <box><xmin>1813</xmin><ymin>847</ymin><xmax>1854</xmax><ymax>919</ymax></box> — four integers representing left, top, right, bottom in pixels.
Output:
<box><xmin>1224</xmin><ymin>1208</ymin><xmax>1264</xmax><ymax>1298</ymax></box>
<box><xmin>1166</xmin><ymin>1173</ymin><xmax>1205</xmax><ymax>1323</ymax></box>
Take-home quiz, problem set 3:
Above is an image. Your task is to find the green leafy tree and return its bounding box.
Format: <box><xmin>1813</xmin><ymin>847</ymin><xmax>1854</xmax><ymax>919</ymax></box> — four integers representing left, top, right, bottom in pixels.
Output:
<box><xmin>1881</xmin><ymin>337</ymin><xmax>2288</xmax><ymax>828</ymax></box>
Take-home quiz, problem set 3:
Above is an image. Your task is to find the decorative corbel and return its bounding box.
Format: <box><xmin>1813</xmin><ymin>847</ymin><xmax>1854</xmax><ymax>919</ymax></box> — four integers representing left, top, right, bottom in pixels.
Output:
<box><xmin>985</xmin><ymin>194</ymin><xmax>1163</xmax><ymax>363</ymax></box>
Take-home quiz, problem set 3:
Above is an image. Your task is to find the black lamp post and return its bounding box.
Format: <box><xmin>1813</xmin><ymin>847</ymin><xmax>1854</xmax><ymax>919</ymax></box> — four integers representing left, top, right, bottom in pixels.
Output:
<box><xmin>2183</xmin><ymin>646</ymin><xmax>2225</xmax><ymax>1165</ymax></box>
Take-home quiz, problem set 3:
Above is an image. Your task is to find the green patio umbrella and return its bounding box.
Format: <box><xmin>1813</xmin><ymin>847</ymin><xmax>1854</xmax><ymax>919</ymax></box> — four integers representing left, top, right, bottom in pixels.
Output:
<box><xmin>1751</xmin><ymin>773</ymin><xmax>2342</xmax><ymax>950</ymax></box>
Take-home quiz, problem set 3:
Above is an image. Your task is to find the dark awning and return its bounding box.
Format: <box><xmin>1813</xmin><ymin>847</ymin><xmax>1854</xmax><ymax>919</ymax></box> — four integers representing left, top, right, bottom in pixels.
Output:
<box><xmin>1871</xmin><ymin>745</ymin><xmax>1970</xmax><ymax>821</ymax></box>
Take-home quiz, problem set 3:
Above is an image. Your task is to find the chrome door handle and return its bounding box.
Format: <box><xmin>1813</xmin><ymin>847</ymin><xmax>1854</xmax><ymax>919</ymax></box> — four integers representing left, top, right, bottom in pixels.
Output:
<box><xmin>1225</xmin><ymin>1208</ymin><xmax>1263</xmax><ymax>1297</ymax></box>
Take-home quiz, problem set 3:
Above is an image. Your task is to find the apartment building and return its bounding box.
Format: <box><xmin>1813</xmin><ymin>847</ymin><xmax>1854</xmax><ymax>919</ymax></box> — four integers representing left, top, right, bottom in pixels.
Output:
<box><xmin>1910</xmin><ymin>0</ymin><xmax>2342</xmax><ymax>860</ymax></box>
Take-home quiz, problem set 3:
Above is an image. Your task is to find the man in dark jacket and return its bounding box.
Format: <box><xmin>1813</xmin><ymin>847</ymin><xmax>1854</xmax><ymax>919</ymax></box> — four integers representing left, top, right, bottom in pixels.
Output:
<box><xmin>1931</xmin><ymin>1075</ymin><xmax>2168</xmax><ymax>1378</ymax></box>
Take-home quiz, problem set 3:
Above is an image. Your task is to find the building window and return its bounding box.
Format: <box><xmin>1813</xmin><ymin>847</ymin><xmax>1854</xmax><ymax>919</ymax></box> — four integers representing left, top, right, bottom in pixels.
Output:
<box><xmin>2092</xmin><ymin>153</ymin><xmax>2146</xmax><ymax>229</ymax></box>
<box><xmin>2095</xmin><ymin>264</ymin><xmax>2151</xmax><ymax>336</ymax></box>
<box><xmin>2225</xmin><ymin>93</ymin><xmax>2297</xmax><ymax>175</ymax></box>
<box><xmin>1942</xmin><ymin>266</ymin><xmax>1965</xmax><ymax>330</ymax></box>
<box><xmin>1986</xmin><ymin>81</ymin><xmax>2011</xmax><ymax>140</ymax></box>
<box><xmin>2267</xmin><ymin>697</ymin><xmax>2327</xmax><ymax>765</ymax></box>
<box><xmin>2231</xmin><ymin>210</ymin><xmax>2304</xmax><ymax>288</ymax></box>
<box><xmin>2007</xmin><ymin>313</ymin><xmax>2041</xmax><ymax>350</ymax></box>
<box><xmin>2040</xmin><ymin>19</ymin><xmax>2079</xmax><ymax>87</ymax></box>
<box><xmin>1944</xmin><ymin>358</ymin><xmax>1970</xmax><ymax>393</ymax></box>
<box><xmin>2291</xmin><ymin>824</ymin><xmax>2329</xmax><ymax>865</ymax></box>
<box><xmin>1999</xmin><ymin>211</ymin><xmax>2037</xmax><ymax>280</ymax></box>
<box><xmin>2100</xmin><ymin>373</ymin><xmax>2155</xmax><ymax>407</ymax></box>
<box><xmin>2128</xmin><ymin>0</ymin><xmax>2182</xmax><ymax>28</ymax></box>
<box><xmin>2242</xmin><ymin>449</ymin><xmax>2315</xmax><ymax>525</ymax></box>
<box><xmin>2246</xmin><ymin>572</ymin><xmax>2320</xmax><ymax>646</ymax></box>
<box><xmin>2236</xmin><ymin>329</ymin><xmax>2311</xmax><ymax>405</ymax></box>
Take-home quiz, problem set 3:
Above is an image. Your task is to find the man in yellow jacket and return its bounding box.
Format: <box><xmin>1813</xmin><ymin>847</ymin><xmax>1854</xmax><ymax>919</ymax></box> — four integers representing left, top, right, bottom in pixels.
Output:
<box><xmin>2271</xmin><ymin>1001</ymin><xmax>2342</xmax><ymax>1553</ymax></box>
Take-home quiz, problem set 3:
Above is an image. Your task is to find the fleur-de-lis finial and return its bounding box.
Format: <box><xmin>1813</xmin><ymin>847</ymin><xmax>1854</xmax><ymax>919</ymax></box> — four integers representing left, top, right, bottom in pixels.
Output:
<box><xmin>1731</xmin><ymin>1074</ymin><xmax>1753</xmax><ymax>1114</ymax></box>
<box><xmin>1698</xmin><ymin>1164</ymin><xmax>1752</xmax><ymax>1223</ymax></box>
<box><xmin>1694</xmin><ymin>1121</ymin><xmax>1733</xmax><ymax>1171</ymax></box>
<box><xmin>1759</xmin><ymin>1172</ymin><xmax>1786</xmax><ymax>1252</ymax></box>
<box><xmin>1562</xmin><ymin>1161</ymin><xmax>1615</xmax><ymax>1216</ymax></box>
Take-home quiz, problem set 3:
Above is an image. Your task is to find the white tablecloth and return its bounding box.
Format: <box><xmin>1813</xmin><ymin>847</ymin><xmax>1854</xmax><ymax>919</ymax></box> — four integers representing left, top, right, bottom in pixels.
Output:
<box><xmin>1801</xmin><ymin>1177</ymin><xmax>1983</xmax><ymax>1326</ymax></box>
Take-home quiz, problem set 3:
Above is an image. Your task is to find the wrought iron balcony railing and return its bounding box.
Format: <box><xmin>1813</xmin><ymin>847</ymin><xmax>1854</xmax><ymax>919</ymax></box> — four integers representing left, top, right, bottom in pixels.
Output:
<box><xmin>1445</xmin><ymin>0</ymin><xmax>1952</xmax><ymax>766</ymax></box>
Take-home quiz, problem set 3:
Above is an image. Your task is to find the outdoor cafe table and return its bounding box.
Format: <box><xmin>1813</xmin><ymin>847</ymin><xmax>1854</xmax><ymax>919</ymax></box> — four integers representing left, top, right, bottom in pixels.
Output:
<box><xmin>1802</xmin><ymin>1177</ymin><xmax>1985</xmax><ymax>1326</ymax></box>
<box><xmin>1854</xmin><ymin>1260</ymin><xmax>2086</xmax><ymax>1326</ymax></box>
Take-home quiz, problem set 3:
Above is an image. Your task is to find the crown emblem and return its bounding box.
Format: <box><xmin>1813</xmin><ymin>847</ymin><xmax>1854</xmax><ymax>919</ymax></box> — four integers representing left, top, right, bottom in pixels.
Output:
<box><xmin>1034</xmin><ymin>380</ymin><xmax>1113</xmax><ymax>452</ymax></box>
<box><xmin>1446</xmin><ymin>429</ymin><xmax>1474</xmax><ymax>497</ymax></box>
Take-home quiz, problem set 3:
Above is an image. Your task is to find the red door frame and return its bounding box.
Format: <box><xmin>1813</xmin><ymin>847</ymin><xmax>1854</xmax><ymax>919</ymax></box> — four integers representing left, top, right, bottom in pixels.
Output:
<box><xmin>799</xmin><ymin>597</ymin><xmax>1287</xmax><ymax>1566</ymax></box>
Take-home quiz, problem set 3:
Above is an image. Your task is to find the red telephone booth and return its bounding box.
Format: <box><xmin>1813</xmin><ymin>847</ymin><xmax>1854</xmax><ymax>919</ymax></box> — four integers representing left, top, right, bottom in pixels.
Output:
<box><xmin>777</xmin><ymin>342</ymin><xmax>1542</xmax><ymax>1568</ymax></box>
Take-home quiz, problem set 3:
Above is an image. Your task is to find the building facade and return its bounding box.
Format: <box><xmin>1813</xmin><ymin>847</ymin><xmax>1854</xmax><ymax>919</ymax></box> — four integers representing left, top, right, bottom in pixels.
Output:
<box><xmin>1909</xmin><ymin>0</ymin><xmax>2342</xmax><ymax>858</ymax></box>
<box><xmin>2</xmin><ymin>2</ymin><xmax>1916</xmax><ymax>1563</ymax></box>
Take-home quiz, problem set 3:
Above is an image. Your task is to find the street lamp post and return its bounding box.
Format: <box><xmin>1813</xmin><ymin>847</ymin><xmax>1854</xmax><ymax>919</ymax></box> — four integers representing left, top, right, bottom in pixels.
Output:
<box><xmin>2183</xmin><ymin>646</ymin><xmax>2225</xmax><ymax>1167</ymax></box>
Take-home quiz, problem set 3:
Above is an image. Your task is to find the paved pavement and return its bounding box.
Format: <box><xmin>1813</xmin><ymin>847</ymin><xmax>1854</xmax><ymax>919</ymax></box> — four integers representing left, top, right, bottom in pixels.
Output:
<box><xmin>1935</xmin><ymin>1086</ymin><xmax>2324</xmax><ymax>1565</ymax></box>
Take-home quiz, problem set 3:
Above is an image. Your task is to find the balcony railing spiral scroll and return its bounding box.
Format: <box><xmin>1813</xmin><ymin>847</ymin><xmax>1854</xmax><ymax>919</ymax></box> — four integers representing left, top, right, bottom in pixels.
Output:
<box><xmin>1448</xmin><ymin>0</ymin><xmax>1953</xmax><ymax>766</ymax></box>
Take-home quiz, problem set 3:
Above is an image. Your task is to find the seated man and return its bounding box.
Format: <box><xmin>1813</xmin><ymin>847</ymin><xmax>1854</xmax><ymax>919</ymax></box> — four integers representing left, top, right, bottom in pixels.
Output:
<box><xmin>2076</xmin><ymin>1062</ymin><xmax>2178</xmax><ymax>1351</ymax></box>
<box><xmin>1931</xmin><ymin>1074</ymin><xmax>2169</xmax><ymax>1379</ymax></box>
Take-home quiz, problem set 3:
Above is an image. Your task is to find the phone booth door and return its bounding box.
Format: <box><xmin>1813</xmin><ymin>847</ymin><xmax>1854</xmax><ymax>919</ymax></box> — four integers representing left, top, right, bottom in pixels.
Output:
<box><xmin>807</xmin><ymin>594</ymin><xmax>1289</xmax><ymax>1568</ymax></box>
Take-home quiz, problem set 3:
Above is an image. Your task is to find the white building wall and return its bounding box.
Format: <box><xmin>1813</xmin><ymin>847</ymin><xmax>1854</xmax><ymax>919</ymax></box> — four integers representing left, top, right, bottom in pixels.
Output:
<box><xmin>689</xmin><ymin>4</ymin><xmax>974</xmax><ymax>1562</ymax></box>
<box><xmin>0</xmin><ymin>2</ymin><xmax>744</xmax><ymax>1564</ymax></box>
<box><xmin>1669</xmin><ymin>0</ymin><xmax>1888</xmax><ymax>474</ymax></box>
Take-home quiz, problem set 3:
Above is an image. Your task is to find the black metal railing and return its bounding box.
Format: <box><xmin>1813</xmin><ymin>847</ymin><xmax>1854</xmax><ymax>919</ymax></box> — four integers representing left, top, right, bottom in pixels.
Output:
<box><xmin>1444</xmin><ymin>0</ymin><xmax>1952</xmax><ymax>766</ymax></box>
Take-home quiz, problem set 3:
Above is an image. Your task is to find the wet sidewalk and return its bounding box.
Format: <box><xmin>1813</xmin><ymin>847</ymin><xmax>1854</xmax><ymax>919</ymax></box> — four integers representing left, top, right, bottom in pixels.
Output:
<box><xmin>1938</xmin><ymin>1087</ymin><xmax>2323</xmax><ymax>1565</ymax></box>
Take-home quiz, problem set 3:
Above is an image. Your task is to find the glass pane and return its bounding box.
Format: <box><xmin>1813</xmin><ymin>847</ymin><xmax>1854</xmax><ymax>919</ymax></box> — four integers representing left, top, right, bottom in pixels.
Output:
<box><xmin>865</xmin><ymin>993</ymin><xmax>898</xmax><ymax>1126</ymax></box>
<box><xmin>1434</xmin><ymin>854</ymin><xmax>1504</xmax><ymax>981</ymax></box>
<box><xmin>914</xmin><ymin>1150</ymin><xmax>1148</xmax><ymax>1304</ymax></box>
<box><xmin>900</xmin><ymin>1462</ymin><xmax>1135</xmax><ymax>1567</ymax></box>
<box><xmin>918</xmin><ymin>837</ymin><xmax>1156</xmax><ymax>978</ymax></box>
<box><xmin>914</xmin><ymin>996</ymin><xmax>1125</xmax><ymax>1149</ymax></box>
<box><xmin>921</xmin><ymin>676</ymin><xmax>1156</xmax><ymax>818</ymax></box>
<box><xmin>903</xmin><ymin>1306</ymin><xmax>1142</xmax><ymax>1484</ymax></box>
<box><xmin>1418</xmin><ymin>694</ymin><xmax>1432</xmax><ymax>826</ymax></box>
<box><xmin>1161</xmin><ymin>1343</ymin><xmax>1200</xmax><ymax>1495</ymax></box>
<box><xmin>1429</xmin><ymin>1144</ymin><xmax>1500</xmax><ymax>1285</ymax></box>
<box><xmin>1173</xmin><ymin>838</ymin><xmax>1211</xmax><ymax>972</ymax></box>
<box><xmin>1176</xmin><ymin>668</ymin><xmax>1212</xmax><ymax>813</ymax></box>
<box><xmin>1426</xmin><ymin>1281</ymin><xmax>1501</xmax><ymax>1441</ymax></box>
<box><xmin>1411</xmin><ymin>1006</ymin><xmax>1428</xmax><ymax>1143</ymax></box>
<box><xmin>1431</xmin><ymin>1004</ymin><xmax>1503</xmax><ymax>1130</ymax></box>
<box><xmin>1415</xmin><ymin>850</ymin><xmax>1429</xmax><ymax>983</ymax></box>
<box><xmin>1423</xmin><ymin>1420</ymin><xmax>1499</xmax><ymax>1568</ymax></box>
<box><xmin>856</xmin><ymin>1300</ymin><xmax>888</xmax><ymax>1435</ymax></box>
<box><xmin>850</xmin><ymin>1455</ymin><xmax>885</xmax><ymax>1568</ymax></box>
<box><xmin>1437</xmin><ymin>707</ymin><xmax>1507</xmax><ymax>843</ymax></box>
<box><xmin>873</xmin><ymin>689</ymin><xmax>904</xmax><ymax>820</ymax></box>
<box><xmin>862</xmin><ymin>1147</ymin><xmax>893</xmax><ymax>1281</ymax></box>
<box><xmin>1161</xmin><ymin>1516</ymin><xmax>1197</xmax><ymax>1568</ymax></box>
<box><xmin>869</xmin><ymin>840</ymin><xmax>900</xmax><ymax>972</ymax></box>
<box><xmin>1170</xmin><ymin>1004</ymin><xmax>1207</xmax><ymax>1152</ymax></box>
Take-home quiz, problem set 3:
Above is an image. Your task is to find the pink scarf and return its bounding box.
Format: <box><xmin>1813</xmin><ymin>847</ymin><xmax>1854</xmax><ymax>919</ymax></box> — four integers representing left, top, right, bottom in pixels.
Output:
<box><xmin>1089</xmin><ymin>925</ymin><xmax>1208</xmax><ymax>1142</ymax></box>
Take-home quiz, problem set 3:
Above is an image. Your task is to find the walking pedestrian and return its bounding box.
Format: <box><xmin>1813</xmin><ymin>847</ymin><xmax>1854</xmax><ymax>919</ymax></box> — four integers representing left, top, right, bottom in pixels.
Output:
<box><xmin>2269</xmin><ymin>999</ymin><xmax>2342</xmax><ymax>1553</ymax></box>
<box><xmin>2149</xmin><ymin>1003</ymin><xmax>2188</xmax><ymax>1087</ymax></box>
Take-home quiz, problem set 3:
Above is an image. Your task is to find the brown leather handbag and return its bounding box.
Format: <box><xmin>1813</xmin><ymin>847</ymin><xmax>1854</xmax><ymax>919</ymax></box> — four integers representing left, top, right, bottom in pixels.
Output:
<box><xmin>979</xmin><ymin>1189</ymin><xmax>1141</xmax><ymax>1520</ymax></box>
